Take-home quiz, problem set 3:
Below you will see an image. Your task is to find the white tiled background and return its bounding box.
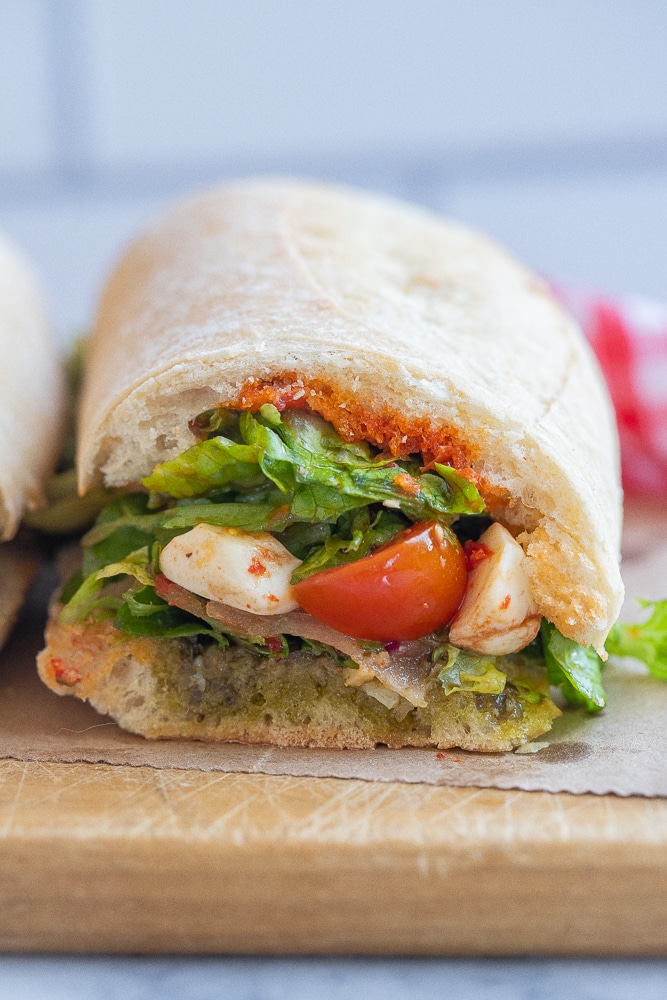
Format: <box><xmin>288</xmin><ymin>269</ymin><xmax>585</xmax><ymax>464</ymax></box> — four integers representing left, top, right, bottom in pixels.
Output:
<box><xmin>1</xmin><ymin>0</ymin><xmax>666</xmax><ymax>343</ymax></box>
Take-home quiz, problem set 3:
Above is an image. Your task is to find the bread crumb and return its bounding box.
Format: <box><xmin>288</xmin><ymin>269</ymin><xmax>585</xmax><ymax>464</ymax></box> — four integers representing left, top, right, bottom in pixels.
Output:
<box><xmin>514</xmin><ymin>741</ymin><xmax>549</xmax><ymax>754</ymax></box>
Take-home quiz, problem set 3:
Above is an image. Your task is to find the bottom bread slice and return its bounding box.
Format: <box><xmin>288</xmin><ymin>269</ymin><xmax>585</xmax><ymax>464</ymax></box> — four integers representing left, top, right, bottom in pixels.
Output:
<box><xmin>38</xmin><ymin>616</ymin><xmax>561</xmax><ymax>752</ymax></box>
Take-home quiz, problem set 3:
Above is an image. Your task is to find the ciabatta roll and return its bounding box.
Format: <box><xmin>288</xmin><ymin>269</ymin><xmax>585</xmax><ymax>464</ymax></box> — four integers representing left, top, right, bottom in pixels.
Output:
<box><xmin>38</xmin><ymin>180</ymin><xmax>622</xmax><ymax>751</ymax></box>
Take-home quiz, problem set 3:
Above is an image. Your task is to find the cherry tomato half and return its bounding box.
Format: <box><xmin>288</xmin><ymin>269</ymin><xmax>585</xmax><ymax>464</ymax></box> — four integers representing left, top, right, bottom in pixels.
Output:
<box><xmin>292</xmin><ymin>520</ymin><xmax>467</xmax><ymax>642</ymax></box>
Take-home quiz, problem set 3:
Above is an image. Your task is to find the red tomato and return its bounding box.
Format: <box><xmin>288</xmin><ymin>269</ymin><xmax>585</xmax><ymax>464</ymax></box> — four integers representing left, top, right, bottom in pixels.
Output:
<box><xmin>292</xmin><ymin>520</ymin><xmax>467</xmax><ymax>642</ymax></box>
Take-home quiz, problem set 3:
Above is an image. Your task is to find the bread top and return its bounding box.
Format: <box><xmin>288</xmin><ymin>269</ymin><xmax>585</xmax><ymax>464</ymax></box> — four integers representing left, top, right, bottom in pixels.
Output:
<box><xmin>78</xmin><ymin>178</ymin><xmax>623</xmax><ymax>651</ymax></box>
<box><xmin>0</xmin><ymin>233</ymin><xmax>64</xmax><ymax>539</ymax></box>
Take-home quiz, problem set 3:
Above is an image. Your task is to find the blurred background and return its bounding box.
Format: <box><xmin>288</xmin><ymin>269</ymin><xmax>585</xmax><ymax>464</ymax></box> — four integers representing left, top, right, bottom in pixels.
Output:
<box><xmin>0</xmin><ymin>0</ymin><xmax>666</xmax><ymax>342</ymax></box>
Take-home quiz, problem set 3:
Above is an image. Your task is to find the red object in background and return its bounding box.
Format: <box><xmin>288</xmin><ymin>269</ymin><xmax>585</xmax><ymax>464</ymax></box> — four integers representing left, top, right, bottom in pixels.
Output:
<box><xmin>554</xmin><ymin>285</ymin><xmax>667</xmax><ymax>495</ymax></box>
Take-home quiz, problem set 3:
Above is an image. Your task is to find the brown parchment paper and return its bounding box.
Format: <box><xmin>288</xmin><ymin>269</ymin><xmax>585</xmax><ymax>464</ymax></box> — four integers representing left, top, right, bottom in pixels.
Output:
<box><xmin>1</xmin><ymin>500</ymin><xmax>666</xmax><ymax>796</ymax></box>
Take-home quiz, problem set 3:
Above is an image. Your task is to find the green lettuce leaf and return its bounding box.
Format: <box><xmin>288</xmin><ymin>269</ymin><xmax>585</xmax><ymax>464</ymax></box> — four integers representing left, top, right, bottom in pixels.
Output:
<box><xmin>114</xmin><ymin>585</ymin><xmax>228</xmax><ymax>644</ymax></box>
<box><xmin>60</xmin><ymin>547</ymin><xmax>154</xmax><ymax>625</ymax></box>
<box><xmin>541</xmin><ymin>620</ymin><xmax>606</xmax><ymax>711</ymax></box>
<box><xmin>433</xmin><ymin>464</ymin><xmax>486</xmax><ymax>514</ymax></box>
<box><xmin>250</xmin><ymin>407</ymin><xmax>486</xmax><ymax>520</ymax></box>
<box><xmin>277</xmin><ymin>522</ymin><xmax>333</xmax><ymax>560</ymax></box>
<box><xmin>124</xmin><ymin>584</ymin><xmax>173</xmax><ymax>618</ymax></box>
<box><xmin>510</xmin><ymin>676</ymin><xmax>547</xmax><ymax>705</ymax></box>
<box><xmin>291</xmin><ymin>507</ymin><xmax>406</xmax><ymax>583</ymax></box>
<box><xmin>115</xmin><ymin>584</ymin><xmax>289</xmax><ymax>655</ymax></box>
<box><xmin>81</xmin><ymin>493</ymin><xmax>163</xmax><ymax>574</ymax></box>
<box><xmin>266</xmin><ymin>406</ymin><xmax>374</xmax><ymax>465</ymax></box>
<box><xmin>58</xmin><ymin>573</ymin><xmax>124</xmax><ymax>624</ymax></box>
<box><xmin>142</xmin><ymin>437</ymin><xmax>264</xmax><ymax>498</ymax></box>
<box><xmin>436</xmin><ymin>645</ymin><xmax>507</xmax><ymax>696</ymax></box>
<box><xmin>158</xmin><ymin>501</ymin><xmax>294</xmax><ymax>533</ymax></box>
<box><xmin>95</xmin><ymin>548</ymin><xmax>153</xmax><ymax>588</ymax></box>
<box><xmin>605</xmin><ymin>599</ymin><xmax>667</xmax><ymax>679</ymax></box>
<box><xmin>231</xmin><ymin>634</ymin><xmax>290</xmax><ymax>658</ymax></box>
<box><xmin>287</xmin><ymin>482</ymin><xmax>370</xmax><ymax>522</ymax></box>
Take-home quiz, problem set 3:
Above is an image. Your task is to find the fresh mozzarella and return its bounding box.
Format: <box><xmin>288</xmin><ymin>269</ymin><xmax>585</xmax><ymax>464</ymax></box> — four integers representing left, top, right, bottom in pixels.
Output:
<box><xmin>449</xmin><ymin>522</ymin><xmax>540</xmax><ymax>655</ymax></box>
<box><xmin>159</xmin><ymin>524</ymin><xmax>302</xmax><ymax>615</ymax></box>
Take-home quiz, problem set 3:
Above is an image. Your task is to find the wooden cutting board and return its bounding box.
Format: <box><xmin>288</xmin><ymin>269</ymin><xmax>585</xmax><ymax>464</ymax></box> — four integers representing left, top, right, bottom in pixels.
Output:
<box><xmin>1</xmin><ymin>760</ymin><xmax>667</xmax><ymax>954</ymax></box>
<box><xmin>1</xmin><ymin>500</ymin><xmax>666</xmax><ymax>955</ymax></box>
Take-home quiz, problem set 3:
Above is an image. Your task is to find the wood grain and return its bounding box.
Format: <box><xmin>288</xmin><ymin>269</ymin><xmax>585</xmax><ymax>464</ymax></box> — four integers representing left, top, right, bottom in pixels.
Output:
<box><xmin>1</xmin><ymin>759</ymin><xmax>667</xmax><ymax>954</ymax></box>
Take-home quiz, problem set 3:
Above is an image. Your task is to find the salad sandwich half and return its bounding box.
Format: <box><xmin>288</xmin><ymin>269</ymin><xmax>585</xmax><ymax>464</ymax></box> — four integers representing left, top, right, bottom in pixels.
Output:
<box><xmin>37</xmin><ymin>179</ymin><xmax>660</xmax><ymax>751</ymax></box>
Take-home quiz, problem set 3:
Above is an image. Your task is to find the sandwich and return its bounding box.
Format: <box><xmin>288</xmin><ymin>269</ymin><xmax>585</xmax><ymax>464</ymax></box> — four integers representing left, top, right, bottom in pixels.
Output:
<box><xmin>37</xmin><ymin>178</ymin><xmax>631</xmax><ymax>751</ymax></box>
<box><xmin>0</xmin><ymin>232</ymin><xmax>64</xmax><ymax>647</ymax></box>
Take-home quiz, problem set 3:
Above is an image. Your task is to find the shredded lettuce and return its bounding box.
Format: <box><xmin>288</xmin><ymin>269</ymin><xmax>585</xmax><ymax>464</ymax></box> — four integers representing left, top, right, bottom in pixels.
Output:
<box><xmin>290</xmin><ymin>507</ymin><xmax>405</xmax><ymax>584</ymax></box>
<box><xmin>436</xmin><ymin>645</ymin><xmax>507</xmax><ymax>696</ymax></box>
<box><xmin>60</xmin><ymin>405</ymin><xmax>488</xmax><ymax>632</ymax></box>
<box><xmin>430</xmin><ymin>604</ymin><xmax>667</xmax><ymax>714</ymax></box>
<box><xmin>59</xmin><ymin>405</ymin><xmax>489</xmax><ymax>660</ymax></box>
<box><xmin>433</xmin><ymin>463</ymin><xmax>487</xmax><ymax>514</ymax></box>
<box><xmin>158</xmin><ymin>501</ymin><xmax>294</xmax><ymax>533</ymax></box>
<box><xmin>81</xmin><ymin>494</ymin><xmax>162</xmax><ymax>575</ymax></box>
<box><xmin>142</xmin><ymin>437</ymin><xmax>264</xmax><ymax>498</ymax></box>
<box><xmin>59</xmin><ymin>547</ymin><xmax>154</xmax><ymax>625</ymax></box>
<box><xmin>114</xmin><ymin>585</ymin><xmax>229</xmax><ymax>645</ymax></box>
<box><xmin>510</xmin><ymin>677</ymin><xmax>546</xmax><ymax>705</ymax></box>
<box><xmin>142</xmin><ymin>405</ymin><xmax>486</xmax><ymax>524</ymax></box>
<box><xmin>276</xmin><ymin>521</ymin><xmax>333</xmax><ymax>561</ymax></box>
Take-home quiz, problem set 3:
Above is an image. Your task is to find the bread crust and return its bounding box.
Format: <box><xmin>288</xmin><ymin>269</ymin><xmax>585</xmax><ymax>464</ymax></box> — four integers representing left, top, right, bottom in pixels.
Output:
<box><xmin>0</xmin><ymin>232</ymin><xmax>65</xmax><ymax>540</ymax></box>
<box><xmin>77</xmin><ymin>179</ymin><xmax>622</xmax><ymax>651</ymax></box>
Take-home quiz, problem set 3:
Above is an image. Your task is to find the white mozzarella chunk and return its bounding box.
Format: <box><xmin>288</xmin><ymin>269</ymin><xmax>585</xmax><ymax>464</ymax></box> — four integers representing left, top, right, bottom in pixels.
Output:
<box><xmin>159</xmin><ymin>524</ymin><xmax>302</xmax><ymax>615</ymax></box>
<box><xmin>448</xmin><ymin>522</ymin><xmax>540</xmax><ymax>656</ymax></box>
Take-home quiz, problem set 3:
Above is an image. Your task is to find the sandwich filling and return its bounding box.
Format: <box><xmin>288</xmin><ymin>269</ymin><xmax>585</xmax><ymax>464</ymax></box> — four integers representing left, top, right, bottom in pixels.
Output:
<box><xmin>44</xmin><ymin>393</ymin><xmax>632</xmax><ymax>749</ymax></box>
